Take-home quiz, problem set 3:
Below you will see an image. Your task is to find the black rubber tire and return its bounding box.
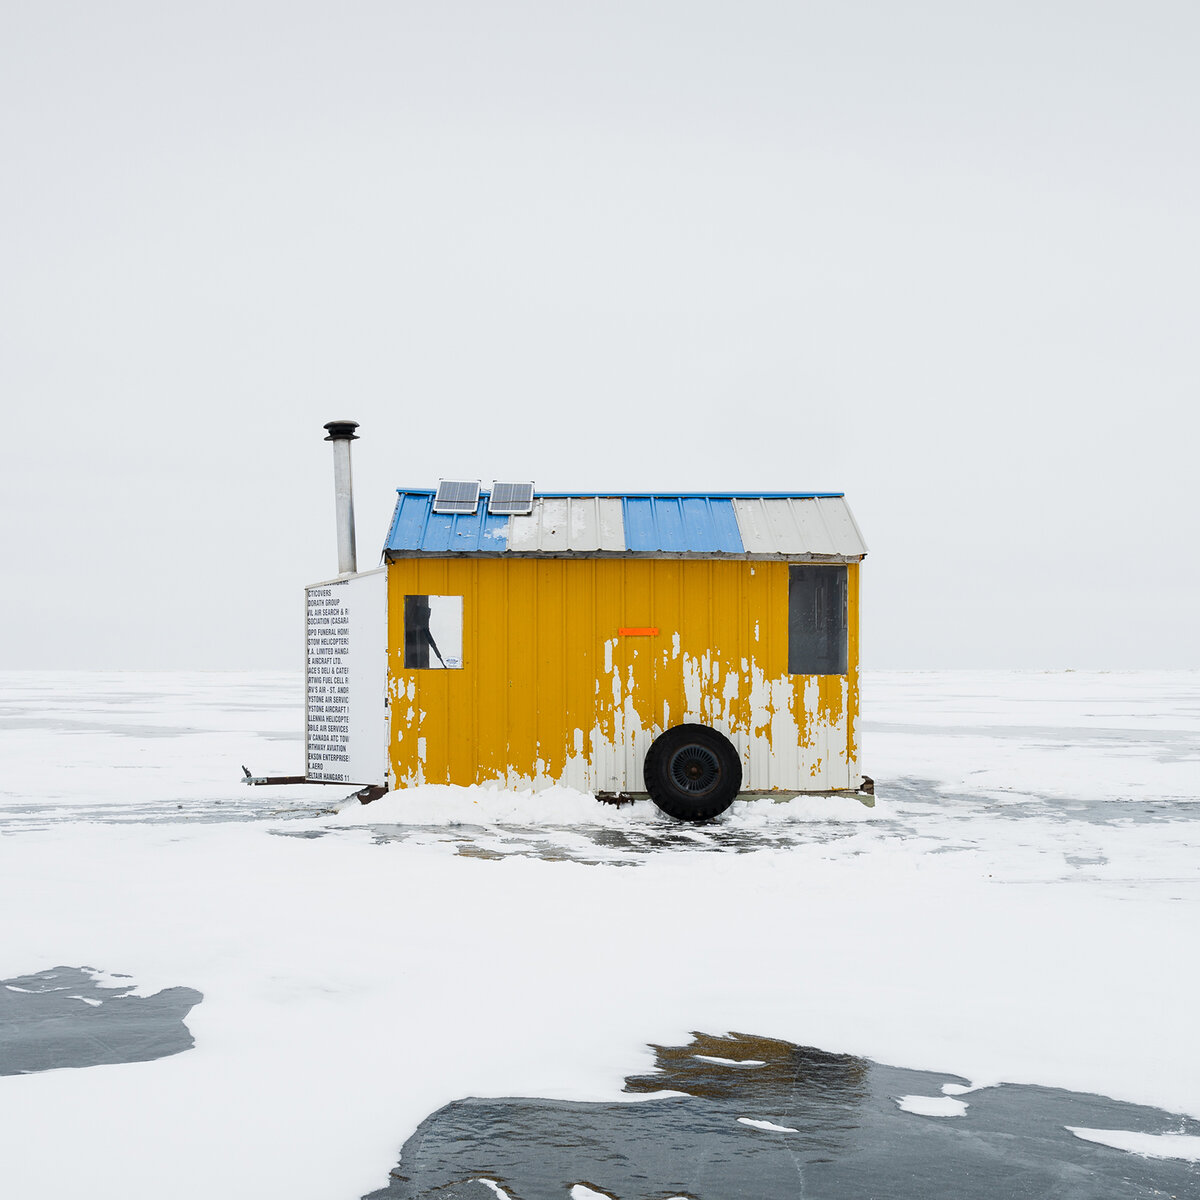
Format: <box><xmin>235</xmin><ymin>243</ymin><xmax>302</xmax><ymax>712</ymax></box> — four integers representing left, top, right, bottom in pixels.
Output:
<box><xmin>643</xmin><ymin>724</ymin><xmax>743</xmax><ymax>823</ymax></box>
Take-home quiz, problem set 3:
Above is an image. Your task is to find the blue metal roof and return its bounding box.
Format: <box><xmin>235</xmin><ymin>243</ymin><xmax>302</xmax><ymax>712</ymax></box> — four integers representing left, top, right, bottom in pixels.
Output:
<box><xmin>386</xmin><ymin>490</ymin><xmax>510</xmax><ymax>554</ymax></box>
<box><xmin>383</xmin><ymin>488</ymin><xmax>863</xmax><ymax>559</ymax></box>
<box><xmin>622</xmin><ymin>496</ymin><xmax>744</xmax><ymax>553</ymax></box>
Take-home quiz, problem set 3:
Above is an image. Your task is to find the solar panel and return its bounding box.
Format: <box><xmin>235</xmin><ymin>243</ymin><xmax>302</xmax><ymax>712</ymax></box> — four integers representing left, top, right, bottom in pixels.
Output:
<box><xmin>488</xmin><ymin>481</ymin><xmax>536</xmax><ymax>515</ymax></box>
<box><xmin>432</xmin><ymin>480</ymin><xmax>481</xmax><ymax>514</ymax></box>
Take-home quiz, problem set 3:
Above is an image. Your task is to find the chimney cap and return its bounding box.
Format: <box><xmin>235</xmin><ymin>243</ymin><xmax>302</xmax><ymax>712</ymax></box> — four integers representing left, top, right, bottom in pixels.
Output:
<box><xmin>323</xmin><ymin>420</ymin><xmax>359</xmax><ymax>441</ymax></box>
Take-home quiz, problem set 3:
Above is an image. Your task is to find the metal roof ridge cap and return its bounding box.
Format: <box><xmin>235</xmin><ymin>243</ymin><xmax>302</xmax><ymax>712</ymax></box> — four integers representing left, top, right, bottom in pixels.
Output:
<box><xmin>534</xmin><ymin>490</ymin><xmax>846</xmax><ymax>498</ymax></box>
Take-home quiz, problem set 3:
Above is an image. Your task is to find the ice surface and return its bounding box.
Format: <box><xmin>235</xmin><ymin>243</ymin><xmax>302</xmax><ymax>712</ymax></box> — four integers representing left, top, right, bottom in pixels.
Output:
<box><xmin>865</xmin><ymin>669</ymin><xmax>1200</xmax><ymax>807</ymax></box>
<box><xmin>0</xmin><ymin>669</ymin><xmax>1197</xmax><ymax>1199</ymax></box>
<box><xmin>0</xmin><ymin>966</ymin><xmax>201</xmax><ymax>1076</ymax></box>
<box><xmin>376</xmin><ymin>1042</ymin><xmax>1200</xmax><ymax>1198</ymax></box>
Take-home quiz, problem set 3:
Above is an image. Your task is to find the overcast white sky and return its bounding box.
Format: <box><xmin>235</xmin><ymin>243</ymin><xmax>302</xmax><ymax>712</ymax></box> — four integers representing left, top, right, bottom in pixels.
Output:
<box><xmin>2</xmin><ymin>1</ymin><xmax>1197</xmax><ymax>670</ymax></box>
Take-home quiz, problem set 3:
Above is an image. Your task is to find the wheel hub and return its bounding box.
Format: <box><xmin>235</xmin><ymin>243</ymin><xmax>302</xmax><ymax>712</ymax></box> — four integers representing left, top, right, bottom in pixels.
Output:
<box><xmin>668</xmin><ymin>744</ymin><xmax>721</xmax><ymax>795</ymax></box>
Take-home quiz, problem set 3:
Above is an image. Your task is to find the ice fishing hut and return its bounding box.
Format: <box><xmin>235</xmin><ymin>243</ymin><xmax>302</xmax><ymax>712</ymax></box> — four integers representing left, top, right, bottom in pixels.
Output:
<box><xmin>302</xmin><ymin>423</ymin><xmax>869</xmax><ymax>822</ymax></box>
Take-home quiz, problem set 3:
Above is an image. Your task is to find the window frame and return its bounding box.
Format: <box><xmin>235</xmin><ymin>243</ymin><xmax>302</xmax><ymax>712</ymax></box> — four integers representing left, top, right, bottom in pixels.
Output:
<box><xmin>403</xmin><ymin>594</ymin><xmax>464</xmax><ymax>670</ymax></box>
<box><xmin>787</xmin><ymin>564</ymin><xmax>848</xmax><ymax>676</ymax></box>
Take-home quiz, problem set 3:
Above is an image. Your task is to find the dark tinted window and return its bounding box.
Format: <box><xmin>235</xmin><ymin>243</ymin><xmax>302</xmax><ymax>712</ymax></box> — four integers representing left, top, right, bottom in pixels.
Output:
<box><xmin>788</xmin><ymin>566</ymin><xmax>847</xmax><ymax>675</ymax></box>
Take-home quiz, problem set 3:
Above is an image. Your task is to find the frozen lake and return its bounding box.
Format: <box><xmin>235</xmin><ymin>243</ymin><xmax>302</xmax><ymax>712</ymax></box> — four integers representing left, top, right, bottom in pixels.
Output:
<box><xmin>0</xmin><ymin>670</ymin><xmax>1197</xmax><ymax>1197</ymax></box>
<box><xmin>371</xmin><ymin>1033</ymin><xmax>1200</xmax><ymax>1200</ymax></box>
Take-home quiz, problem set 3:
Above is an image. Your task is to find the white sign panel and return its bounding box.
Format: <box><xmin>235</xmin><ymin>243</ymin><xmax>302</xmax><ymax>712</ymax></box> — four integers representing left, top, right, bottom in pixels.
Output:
<box><xmin>305</xmin><ymin>570</ymin><xmax>386</xmax><ymax>785</ymax></box>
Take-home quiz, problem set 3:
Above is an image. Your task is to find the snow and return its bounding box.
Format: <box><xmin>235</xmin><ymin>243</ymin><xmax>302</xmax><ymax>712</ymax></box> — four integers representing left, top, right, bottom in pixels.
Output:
<box><xmin>331</xmin><ymin>782</ymin><xmax>627</xmax><ymax>826</ymax></box>
<box><xmin>866</xmin><ymin>669</ymin><xmax>1200</xmax><ymax>806</ymax></box>
<box><xmin>1066</xmin><ymin>1128</ymin><xmax>1200</xmax><ymax>1161</ymax></box>
<box><xmin>939</xmin><ymin>1080</ymin><xmax>1000</xmax><ymax>1096</ymax></box>
<box><xmin>1</xmin><ymin>669</ymin><xmax>1198</xmax><ymax>1198</ymax></box>
<box><xmin>737</xmin><ymin>1118</ymin><xmax>800</xmax><ymax>1133</ymax></box>
<box><xmin>694</xmin><ymin>1056</ymin><xmax>766</xmax><ymax>1067</ymax></box>
<box><xmin>896</xmin><ymin>1095</ymin><xmax>969</xmax><ymax>1117</ymax></box>
<box><xmin>477</xmin><ymin>1179</ymin><xmax>513</xmax><ymax>1199</ymax></box>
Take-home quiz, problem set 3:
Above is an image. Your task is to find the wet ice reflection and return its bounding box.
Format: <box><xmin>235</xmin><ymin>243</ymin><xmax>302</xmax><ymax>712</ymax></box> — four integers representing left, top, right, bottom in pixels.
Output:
<box><xmin>0</xmin><ymin>967</ymin><xmax>201</xmax><ymax>1075</ymax></box>
<box><xmin>364</xmin><ymin>1033</ymin><xmax>1200</xmax><ymax>1200</ymax></box>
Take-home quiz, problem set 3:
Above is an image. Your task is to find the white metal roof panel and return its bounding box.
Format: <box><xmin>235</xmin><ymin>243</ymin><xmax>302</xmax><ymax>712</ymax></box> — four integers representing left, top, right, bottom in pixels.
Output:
<box><xmin>732</xmin><ymin>497</ymin><xmax>867</xmax><ymax>558</ymax></box>
<box><xmin>507</xmin><ymin>496</ymin><xmax>625</xmax><ymax>553</ymax></box>
<box><xmin>814</xmin><ymin>496</ymin><xmax>868</xmax><ymax>556</ymax></box>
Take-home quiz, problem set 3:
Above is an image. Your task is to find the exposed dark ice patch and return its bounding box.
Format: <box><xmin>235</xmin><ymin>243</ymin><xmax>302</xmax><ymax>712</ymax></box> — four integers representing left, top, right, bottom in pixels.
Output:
<box><xmin>365</xmin><ymin>1033</ymin><xmax>1200</xmax><ymax>1200</ymax></box>
<box><xmin>0</xmin><ymin>967</ymin><xmax>202</xmax><ymax>1075</ymax></box>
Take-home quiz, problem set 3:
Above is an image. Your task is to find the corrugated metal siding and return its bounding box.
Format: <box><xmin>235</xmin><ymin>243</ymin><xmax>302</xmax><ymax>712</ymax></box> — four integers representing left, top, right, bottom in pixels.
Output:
<box><xmin>387</xmin><ymin>490</ymin><xmax>509</xmax><ymax>554</ymax></box>
<box><xmin>385</xmin><ymin>489</ymin><xmax>865</xmax><ymax>560</ymax></box>
<box><xmin>387</xmin><ymin>557</ymin><xmax>860</xmax><ymax>794</ymax></box>
<box><xmin>507</xmin><ymin>496</ymin><xmax>625</xmax><ymax>553</ymax></box>
<box><xmin>386</xmin><ymin>490</ymin><xmax>434</xmax><ymax>550</ymax></box>
<box><xmin>622</xmin><ymin>496</ymin><xmax>744</xmax><ymax>554</ymax></box>
<box><xmin>732</xmin><ymin>497</ymin><xmax>867</xmax><ymax>558</ymax></box>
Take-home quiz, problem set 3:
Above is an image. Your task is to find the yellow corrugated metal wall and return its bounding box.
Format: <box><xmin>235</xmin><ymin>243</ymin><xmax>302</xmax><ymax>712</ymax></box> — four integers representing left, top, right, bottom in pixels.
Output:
<box><xmin>387</xmin><ymin>557</ymin><xmax>860</xmax><ymax>793</ymax></box>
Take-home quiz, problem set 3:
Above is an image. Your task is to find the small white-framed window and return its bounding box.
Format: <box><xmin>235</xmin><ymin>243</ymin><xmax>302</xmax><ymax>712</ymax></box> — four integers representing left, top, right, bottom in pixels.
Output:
<box><xmin>404</xmin><ymin>595</ymin><xmax>463</xmax><ymax>669</ymax></box>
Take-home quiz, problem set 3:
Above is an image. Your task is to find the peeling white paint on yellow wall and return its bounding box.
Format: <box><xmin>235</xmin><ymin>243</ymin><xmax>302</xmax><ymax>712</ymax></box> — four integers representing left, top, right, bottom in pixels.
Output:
<box><xmin>848</xmin><ymin>667</ymin><xmax>861</xmax><ymax>779</ymax></box>
<box><xmin>388</xmin><ymin>562</ymin><xmax>859</xmax><ymax>796</ymax></box>
<box><xmin>397</xmin><ymin>735</ymin><xmax>427</xmax><ymax>787</ymax></box>
<box><xmin>681</xmin><ymin>650</ymin><xmax>707</xmax><ymax>719</ymax></box>
<box><xmin>676</xmin><ymin>650</ymin><xmax>852</xmax><ymax>791</ymax></box>
<box><xmin>395</xmin><ymin>646</ymin><xmax>854</xmax><ymax>794</ymax></box>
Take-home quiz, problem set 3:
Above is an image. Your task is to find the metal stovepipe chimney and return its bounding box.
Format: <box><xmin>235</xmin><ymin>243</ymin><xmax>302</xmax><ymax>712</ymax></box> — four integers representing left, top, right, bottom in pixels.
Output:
<box><xmin>323</xmin><ymin>420</ymin><xmax>359</xmax><ymax>576</ymax></box>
